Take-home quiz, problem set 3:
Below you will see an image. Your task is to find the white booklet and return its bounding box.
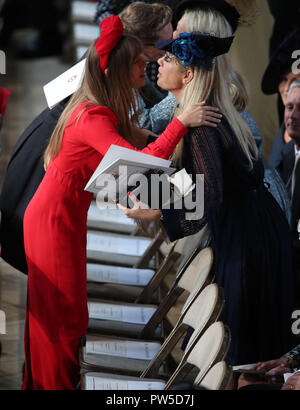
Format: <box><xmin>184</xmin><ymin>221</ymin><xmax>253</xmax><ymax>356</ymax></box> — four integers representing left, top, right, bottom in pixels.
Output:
<box><xmin>85</xmin><ymin>337</ymin><xmax>161</xmax><ymax>360</ymax></box>
<box><xmin>87</xmin><ymin>202</ymin><xmax>135</xmax><ymax>226</ymax></box>
<box><xmin>86</xmin><ymin>263</ymin><xmax>154</xmax><ymax>286</ymax></box>
<box><xmin>87</xmin><ymin>301</ymin><xmax>156</xmax><ymax>324</ymax></box>
<box><xmin>86</xmin><ymin>232</ymin><xmax>151</xmax><ymax>256</ymax></box>
<box><xmin>84</xmin><ymin>144</ymin><xmax>176</xmax><ymax>203</ymax></box>
<box><xmin>43</xmin><ymin>59</ymin><xmax>86</xmax><ymax>109</ymax></box>
<box><xmin>85</xmin><ymin>374</ymin><xmax>165</xmax><ymax>390</ymax></box>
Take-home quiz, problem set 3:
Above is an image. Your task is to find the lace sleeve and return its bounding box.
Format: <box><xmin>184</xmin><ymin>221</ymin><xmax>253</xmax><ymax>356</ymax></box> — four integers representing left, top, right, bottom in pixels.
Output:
<box><xmin>161</xmin><ymin>122</ymin><xmax>231</xmax><ymax>241</ymax></box>
<box><xmin>284</xmin><ymin>344</ymin><xmax>300</xmax><ymax>369</ymax></box>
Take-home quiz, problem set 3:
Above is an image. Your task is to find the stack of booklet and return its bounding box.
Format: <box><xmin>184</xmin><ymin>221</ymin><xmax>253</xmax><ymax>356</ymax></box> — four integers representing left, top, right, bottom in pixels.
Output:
<box><xmin>84</xmin><ymin>144</ymin><xmax>176</xmax><ymax>206</ymax></box>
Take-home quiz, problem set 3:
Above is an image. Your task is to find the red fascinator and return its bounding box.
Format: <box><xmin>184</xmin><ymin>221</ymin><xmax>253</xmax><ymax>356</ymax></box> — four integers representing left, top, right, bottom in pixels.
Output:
<box><xmin>0</xmin><ymin>88</ymin><xmax>11</xmax><ymax>117</ymax></box>
<box><xmin>96</xmin><ymin>15</ymin><xmax>124</xmax><ymax>73</ymax></box>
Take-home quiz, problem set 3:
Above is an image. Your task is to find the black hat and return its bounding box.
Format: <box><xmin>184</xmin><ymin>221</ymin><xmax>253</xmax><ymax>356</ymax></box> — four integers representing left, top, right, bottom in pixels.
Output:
<box><xmin>156</xmin><ymin>32</ymin><xmax>234</xmax><ymax>69</ymax></box>
<box><xmin>175</xmin><ymin>0</ymin><xmax>240</xmax><ymax>33</ymax></box>
<box><xmin>261</xmin><ymin>28</ymin><xmax>300</xmax><ymax>95</ymax></box>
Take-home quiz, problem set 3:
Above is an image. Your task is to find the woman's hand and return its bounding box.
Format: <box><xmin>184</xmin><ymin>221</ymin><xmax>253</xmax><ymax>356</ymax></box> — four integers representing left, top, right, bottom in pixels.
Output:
<box><xmin>177</xmin><ymin>101</ymin><xmax>222</xmax><ymax>128</ymax></box>
<box><xmin>117</xmin><ymin>192</ymin><xmax>162</xmax><ymax>221</ymax></box>
<box><xmin>281</xmin><ymin>371</ymin><xmax>300</xmax><ymax>390</ymax></box>
<box><xmin>129</xmin><ymin>125</ymin><xmax>158</xmax><ymax>149</ymax></box>
<box><xmin>253</xmin><ymin>357</ymin><xmax>292</xmax><ymax>383</ymax></box>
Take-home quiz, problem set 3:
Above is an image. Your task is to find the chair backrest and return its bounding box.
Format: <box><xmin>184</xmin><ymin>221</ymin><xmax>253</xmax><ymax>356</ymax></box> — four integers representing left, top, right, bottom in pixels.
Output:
<box><xmin>197</xmin><ymin>361</ymin><xmax>232</xmax><ymax>390</ymax></box>
<box><xmin>177</xmin><ymin>247</ymin><xmax>214</xmax><ymax>294</ymax></box>
<box><xmin>182</xmin><ymin>283</ymin><xmax>223</xmax><ymax>330</ymax></box>
<box><xmin>165</xmin><ymin>321</ymin><xmax>231</xmax><ymax>389</ymax></box>
<box><xmin>139</xmin><ymin>246</ymin><xmax>214</xmax><ymax>338</ymax></box>
<box><xmin>134</xmin><ymin>228</ymin><xmax>165</xmax><ymax>268</ymax></box>
<box><xmin>175</xmin><ymin>225</ymin><xmax>211</xmax><ymax>281</ymax></box>
<box><xmin>141</xmin><ymin>283</ymin><xmax>224</xmax><ymax>378</ymax></box>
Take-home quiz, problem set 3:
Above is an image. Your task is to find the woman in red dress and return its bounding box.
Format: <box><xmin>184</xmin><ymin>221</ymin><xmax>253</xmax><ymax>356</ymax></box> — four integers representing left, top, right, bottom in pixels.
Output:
<box><xmin>21</xmin><ymin>15</ymin><xmax>220</xmax><ymax>390</ymax></box>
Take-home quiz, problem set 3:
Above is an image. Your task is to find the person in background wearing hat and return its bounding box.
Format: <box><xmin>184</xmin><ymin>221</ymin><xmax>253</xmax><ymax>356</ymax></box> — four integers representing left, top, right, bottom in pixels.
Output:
<box><xmin>139</xmin><ymin>0</ymin><xmax>292</xmax><ymax>222</ymax></box>
<box><xmin>0</xmin><ymin>1</ymin><xmax>179</xmax><ymax>275</ymax></box>
<box><xmin>21</xmin><ymin>15</ymin><xmax>215</xmax><ymax>390</ymax></box>
<box><xmin>263</xmin><ymin>29</ymin><xmax>300</xmax><ymax>169</ymax></box>
<box><xmin>267</xmin><ymin>0</ymin><xmax>300</xmax><ymax>57</ymax></box>
<box><xmin>118</xmin><ymin>7</ymin><xmax>297</xmax><ymax>367</ymax></box>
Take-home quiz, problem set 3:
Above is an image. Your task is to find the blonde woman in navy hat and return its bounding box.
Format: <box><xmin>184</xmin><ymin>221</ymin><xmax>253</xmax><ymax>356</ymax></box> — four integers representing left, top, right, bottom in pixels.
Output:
<box><xmin>119</xmin><ymin>6</ymin><xmax>297</xmax><ymax>366</ymax></box>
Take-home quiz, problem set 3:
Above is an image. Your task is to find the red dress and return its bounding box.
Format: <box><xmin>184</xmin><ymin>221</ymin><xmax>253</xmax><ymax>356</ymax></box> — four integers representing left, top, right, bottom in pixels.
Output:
<box><xmin>22</xmin><ymin>103</ymin><xmax>187</xmax><ymax>390</ymax></box>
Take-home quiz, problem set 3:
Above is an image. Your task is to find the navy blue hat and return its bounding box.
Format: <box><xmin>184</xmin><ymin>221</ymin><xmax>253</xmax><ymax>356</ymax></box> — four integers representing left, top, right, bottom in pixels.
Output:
<box><xmin>175</xmin><ymin>0</ymin><xmax>240</xmax><ymax>33</ymax></box>
<box><xmin>156</xmin><ymin>32</ymin><xmax>234</xmax><ymax>69</ymax></box>
<box><xmin>261</xmin><ymin>28</ymin><xmax>300</xmax><ymax>95</ymax></box>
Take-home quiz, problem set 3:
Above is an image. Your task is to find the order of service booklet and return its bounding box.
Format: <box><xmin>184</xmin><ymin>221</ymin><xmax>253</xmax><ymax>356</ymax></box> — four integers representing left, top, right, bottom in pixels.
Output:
<box><xmin>43</xmin><ymin>58</ymin><xmax>86</xmax><ymax>109</ymax></box>
<box><xmin>84</xmin><ymin>144</ymin><xmax>176</xmax><ymax>205</ymax></box>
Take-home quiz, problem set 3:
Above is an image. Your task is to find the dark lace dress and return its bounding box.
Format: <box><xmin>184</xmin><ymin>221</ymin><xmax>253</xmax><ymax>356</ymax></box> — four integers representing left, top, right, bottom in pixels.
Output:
<box><xmin>162</xmin><ymin>117</ymin><xmax>297</xmax><ymax>365</ymax></box>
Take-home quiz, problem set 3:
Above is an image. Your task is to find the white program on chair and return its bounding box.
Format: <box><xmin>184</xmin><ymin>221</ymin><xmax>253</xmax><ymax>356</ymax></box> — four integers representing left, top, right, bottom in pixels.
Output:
<box><xmin>87</xmin><ymin>264</ymin><xmax>155</xmax><ymax>287</ymax></box>
<box><xmin>83</xmin><ymin>372</ymin><xmax>166</xmax><ymax>390</ymax></box>
<box><xmin>86</xmin><ymin>231</ymin><xmax>152</xmax><ymax>266</ymax></box>
<box><xmin>87</xmin><ymin>201</ymin><xmax>136</xmax><ymax>234</ymax></box>
<box><xmin>81</xmin><ymin>321</ymin><xmax>229</xmax><ymax>390</ymax></box>
<box><xmin>84</xmin><ymin>335</ymin><xmax>161</xmax><ymax>361</ymax></box>
<box><xmin>86</xmin><ymin>235</ymin><xmax>179</xmax><ymax>304</ymax></box>
<box><xmin>81</xmin><ymin>283</ymin><xmax>223</xmax><ymax>376</ymax></box>
<box><xmin>86</xmin><ymin>245</ymin><xmax>213</xmax><ymax>339</ymax></box>
<box><xmin>88</xmin><ymin>300</ymin><xmax>157</xmax><ymax>325</ymax></box>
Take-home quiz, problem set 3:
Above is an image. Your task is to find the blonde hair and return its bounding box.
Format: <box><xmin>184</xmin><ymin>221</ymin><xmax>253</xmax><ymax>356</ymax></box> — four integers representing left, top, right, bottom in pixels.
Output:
<box><xmin>173</xmin><ymin>7</ymin><xmax>258</xmax><ymax>168</ymax></box>
<box><xmin>44</xmin><ymin>35</ymin><xmax>143</xmax><ymax>169</ymax></box>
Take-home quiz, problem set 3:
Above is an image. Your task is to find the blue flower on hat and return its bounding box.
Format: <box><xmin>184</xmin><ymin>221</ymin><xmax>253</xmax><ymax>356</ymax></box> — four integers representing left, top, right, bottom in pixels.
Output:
<box><xmin>172</xmin><ymin>32</ymin><xmax>209</xmax><ymax>67</ymax></box>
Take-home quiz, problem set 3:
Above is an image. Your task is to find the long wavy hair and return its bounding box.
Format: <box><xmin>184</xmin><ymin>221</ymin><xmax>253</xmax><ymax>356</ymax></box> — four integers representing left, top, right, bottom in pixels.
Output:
<box><xmin>44</xmin><ymin>35</ymin><xmax>143</xmax><ymax>169</ymax></box>
<box><xmin>173</xmin><ymin>7</ymin><xmax>258</xmax><ymax>168</ymax></box>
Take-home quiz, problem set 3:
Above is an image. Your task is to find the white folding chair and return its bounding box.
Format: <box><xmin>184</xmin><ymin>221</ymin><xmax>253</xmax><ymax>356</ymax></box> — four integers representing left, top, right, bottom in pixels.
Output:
<box><xmin>165</xmin><ymin>322</ymin><xmax>231</xmax><ymax>389</ymax></box>
<box><xmin>139</xmin><ymin>245</ymin><xmax>214</xmax><ymax>339</ymax></box>
<box><xmin>197</xmin><ymin>361</ymin><xmax>232</xmax><ymax>390</ymax></box>
<box><xmin>80</xmin><ymin>283</ymin><xmax>224</xmax><ymax>377</ymax></box>
<box><xmin>86</xmin><ymin>227</ymin><xmax>208</xmax><ymax>304</ymax></box>
<box><xmin>80</xmin><ymin>321</ymin><xmax>230</xmax><ymax>390</ymax></box>
<box><xmin>86</xmin><ymin>246</ymin><xmax>214</xmax><ymax>339</ymax></box>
